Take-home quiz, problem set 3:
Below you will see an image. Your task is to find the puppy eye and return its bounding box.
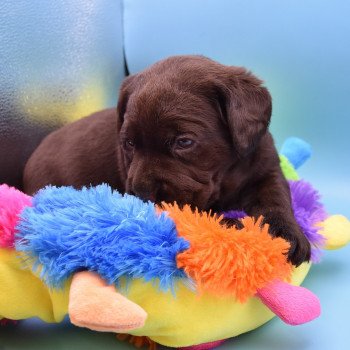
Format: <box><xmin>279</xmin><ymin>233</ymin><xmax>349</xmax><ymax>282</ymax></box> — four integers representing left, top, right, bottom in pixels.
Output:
<box><xmin>175</xmin><ymin>138</ymin><xmax>195</xmax><ymax>149</ymax></box>
<box><xmin>125</xmin><ymin>140</ymin><xmax>135</xmax><ymax>148</ymax></box>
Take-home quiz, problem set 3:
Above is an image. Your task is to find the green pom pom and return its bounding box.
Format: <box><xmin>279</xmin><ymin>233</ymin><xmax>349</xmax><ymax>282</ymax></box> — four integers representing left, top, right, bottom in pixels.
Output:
<box><xmin>280</xmin><ymin>155</ymin><xmax>299</xmax><ymax>180</ymax></box>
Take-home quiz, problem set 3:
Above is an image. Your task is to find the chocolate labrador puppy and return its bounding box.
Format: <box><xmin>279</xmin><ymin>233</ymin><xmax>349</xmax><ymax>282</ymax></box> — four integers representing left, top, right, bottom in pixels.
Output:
<box><xmin>23</xmin><ymin>55</ymin><xmax>310</xmax><ymax>266</ymax></box>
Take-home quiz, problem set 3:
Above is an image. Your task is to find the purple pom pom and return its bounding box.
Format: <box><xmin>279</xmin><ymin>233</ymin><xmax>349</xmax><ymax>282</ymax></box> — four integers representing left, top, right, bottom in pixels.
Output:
<box><xmin>289</xmin><ymin>180</ymin><xmax>327</xmax><ymax>262</ymax></box>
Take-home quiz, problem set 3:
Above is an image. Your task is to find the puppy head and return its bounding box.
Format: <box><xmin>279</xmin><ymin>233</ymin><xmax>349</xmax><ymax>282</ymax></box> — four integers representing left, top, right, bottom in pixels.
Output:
<box><xmin>117</xmin><ymin>56</ymin><xmax>271</xmax><ymax>209</ymax></box>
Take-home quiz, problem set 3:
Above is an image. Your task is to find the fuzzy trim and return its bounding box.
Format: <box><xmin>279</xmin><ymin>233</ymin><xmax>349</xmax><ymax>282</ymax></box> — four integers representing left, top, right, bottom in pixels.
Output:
<box><xmin>0</xmin><ymin>184</ymin><xmax>32</xmax><ymax>248</ymax></box>
<box><xmin>162</xmin><ymin>203</ymin><xmax>292</xmax><ymax>302</ymax></box>
<box><xmin>16</xmin><ymin>185</ymin><xmax>189</xmax><ymax>290</ymax></box>
<box><xmin>289</xmin><ymin>180</ymin><xmax>327</xmax><ymax>262</ymax></box>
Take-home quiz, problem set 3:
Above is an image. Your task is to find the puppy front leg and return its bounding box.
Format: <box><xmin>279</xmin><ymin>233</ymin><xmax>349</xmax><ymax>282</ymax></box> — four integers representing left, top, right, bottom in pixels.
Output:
<box><xmin>243</xmin><ymin>172</ymin><xmax>311</xmax><ymax>266</ymax></box>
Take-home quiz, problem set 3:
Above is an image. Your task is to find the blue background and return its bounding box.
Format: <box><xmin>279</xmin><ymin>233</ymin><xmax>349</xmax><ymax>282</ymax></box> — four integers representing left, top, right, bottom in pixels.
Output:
<box><xmin>0</xmin><ymin>1</ymin><xmax>349</xmax><ymax>349</ymax></box>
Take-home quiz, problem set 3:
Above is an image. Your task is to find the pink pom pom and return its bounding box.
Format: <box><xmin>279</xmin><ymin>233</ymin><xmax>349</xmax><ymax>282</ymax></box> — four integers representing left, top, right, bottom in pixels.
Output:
<box><xmin>0</xmin><ymin>184</ymin><xmax>32</xmax><ymax>248</ymax></box>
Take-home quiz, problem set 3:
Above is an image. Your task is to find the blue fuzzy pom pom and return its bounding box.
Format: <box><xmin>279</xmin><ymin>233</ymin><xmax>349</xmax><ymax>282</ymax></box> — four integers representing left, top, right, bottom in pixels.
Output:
<box><xmin>280</xmin><ymin>137</ymin><xmax>312</xmax><ymax>169</ymax></box>
<box><xmin>16</xmin><ymin>184</ymin><xmax>189</xmax><ymax>291</ymax></box>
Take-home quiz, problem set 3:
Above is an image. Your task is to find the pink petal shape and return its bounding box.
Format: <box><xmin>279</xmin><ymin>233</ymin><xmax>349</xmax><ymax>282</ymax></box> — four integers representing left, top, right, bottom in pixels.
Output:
<box><xmin>257</xmin><ymin>279</ymin><xmax>321</xmax><ymax>325</ymax></box>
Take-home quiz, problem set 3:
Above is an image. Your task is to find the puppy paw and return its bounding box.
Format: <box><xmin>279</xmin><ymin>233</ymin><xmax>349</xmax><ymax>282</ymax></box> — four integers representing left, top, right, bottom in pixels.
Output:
<box><xmin>286</xmin><ymin>233</ymin><xmax>311</xmax><ymax>266</ymax></box>
<box><xmin>262</xmin><ymin>214</ymin><xmax>311</xmax><ymax>266</ymax></box>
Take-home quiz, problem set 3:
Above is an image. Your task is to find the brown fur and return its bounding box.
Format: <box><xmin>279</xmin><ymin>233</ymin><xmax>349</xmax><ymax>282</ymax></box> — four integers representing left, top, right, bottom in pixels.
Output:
<box><xmin>23</xmin><ymin>55</ymin><xmax>310</xmax><ymax>266</ymax></box>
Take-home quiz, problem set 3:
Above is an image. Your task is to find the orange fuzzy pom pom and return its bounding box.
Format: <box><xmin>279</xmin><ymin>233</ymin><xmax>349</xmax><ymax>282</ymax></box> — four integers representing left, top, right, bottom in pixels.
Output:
<box><xmin>161</xmin><ymin>203</ymin><xmax>292</xmax><ymax>302</ymax></box>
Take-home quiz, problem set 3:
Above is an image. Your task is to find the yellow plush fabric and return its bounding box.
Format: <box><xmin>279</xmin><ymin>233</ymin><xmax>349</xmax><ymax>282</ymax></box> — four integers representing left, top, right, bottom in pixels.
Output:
<box><xmin>318</xmin><ymin>215</ymin><xmax>350</xmax><ymax>250</ymax></box>
<box><xmin>0</xmin><ymin>247</ymin><xmax>311</xmax><ymax>348</ymax></box>
<box><xmin>124</xmin><ymin>265</ymin><xmax>310</xmax><ymax>347</ymax></box>
<box><xmin>0</xmin><ymin>249</ymin><xmax>69</xmax><ymax>323</ymax></box>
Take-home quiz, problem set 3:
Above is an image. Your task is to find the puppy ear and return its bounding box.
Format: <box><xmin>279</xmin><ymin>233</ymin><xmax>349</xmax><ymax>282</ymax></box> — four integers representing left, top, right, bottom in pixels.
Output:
<box><xmin>219</xmin><ymin>67</ymin><xmax>272</xmax><ymax>156</ymax></box>
<box><xmin>116</xmin><ymin>75</ymin><xmax>137</xmax><ymax>130</ymax></box>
